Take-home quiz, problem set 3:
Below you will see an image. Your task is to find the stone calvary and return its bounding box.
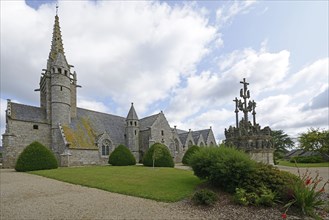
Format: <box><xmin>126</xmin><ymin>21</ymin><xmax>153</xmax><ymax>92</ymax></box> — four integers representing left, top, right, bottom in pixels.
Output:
<box><xmin>224</xmin><ymin>78</ymin><xmax>274</xmax><ymax>165</ymax></box>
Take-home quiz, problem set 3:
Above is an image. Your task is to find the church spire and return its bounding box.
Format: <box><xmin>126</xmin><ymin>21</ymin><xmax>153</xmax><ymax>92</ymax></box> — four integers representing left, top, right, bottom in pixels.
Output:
<box><xmin>48</xmin><ymin>13</ymin><xmax>66</xmax><ymax>65</ymax></box>
<box><xmin>127</xmin><ymin>103</ymin><xmax>139</xmax><ymax>120</ymax></box>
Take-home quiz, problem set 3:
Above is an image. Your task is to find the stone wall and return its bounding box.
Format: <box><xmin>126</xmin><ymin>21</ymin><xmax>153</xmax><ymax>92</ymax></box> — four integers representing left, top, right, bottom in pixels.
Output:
<box><xmin>249</xmin><ymin>150</ymin><xmax>274</xmax><ymax>165</ymax></box>
<box><xmin>2</xmin><ymin>119</ymin><xmax>51</xmax><ymax>168</ymax></box>
<box><xmin>62</xmin><ymin>149</ymin><xmax>106</xmax><ymax>166</ymax></box>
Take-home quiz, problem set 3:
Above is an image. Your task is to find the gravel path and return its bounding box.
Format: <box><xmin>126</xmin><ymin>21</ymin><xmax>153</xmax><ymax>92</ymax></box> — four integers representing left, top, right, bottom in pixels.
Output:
<box><xmin>0</xmin><ymin>169</ymin><xmax>286</xmax><ymax>220</ymax></box>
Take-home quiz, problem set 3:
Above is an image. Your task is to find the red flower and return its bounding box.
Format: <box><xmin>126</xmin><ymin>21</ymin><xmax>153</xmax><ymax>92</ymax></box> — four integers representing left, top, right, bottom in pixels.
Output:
<box><xmin>281</xmin><ymin>213</ymin><xmax>287</xmax><ymax>219</ymax></box>
<box><xmin>305</xmin><ymin>178</ymin><xmax>312</xmax><ymax>185</ymax></box>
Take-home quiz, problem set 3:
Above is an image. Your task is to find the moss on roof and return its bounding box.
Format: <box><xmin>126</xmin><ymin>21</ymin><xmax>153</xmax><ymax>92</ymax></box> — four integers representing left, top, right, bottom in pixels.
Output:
<box><xmin>62</xmin><ymin>117</ymin><xmax>98</xmax><ymax>150</ymax></box>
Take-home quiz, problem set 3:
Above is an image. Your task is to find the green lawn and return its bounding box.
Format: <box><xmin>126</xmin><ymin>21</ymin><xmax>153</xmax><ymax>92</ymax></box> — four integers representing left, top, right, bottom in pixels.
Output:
<box><xmin>30</xmin><ymin>165</ymin><xmax>202</xmax><ymax>202</ymax></box>
<box><xmin>278</xmin><ymin>160</ymin><xmax>329</xmax><ymax>167</ymax></box>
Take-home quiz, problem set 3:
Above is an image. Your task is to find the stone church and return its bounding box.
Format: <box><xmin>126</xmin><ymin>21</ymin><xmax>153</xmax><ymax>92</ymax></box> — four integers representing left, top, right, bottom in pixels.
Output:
<box><xmin>2</xmin><ymin>15</ymin><xmax>216</xmax><ymax>168</ymax></box>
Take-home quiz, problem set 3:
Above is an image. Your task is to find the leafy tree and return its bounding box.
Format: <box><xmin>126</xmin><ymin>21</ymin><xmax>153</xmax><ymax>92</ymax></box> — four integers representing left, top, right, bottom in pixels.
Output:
<box><xmin>271</xmin><ymin>130</ymin><xmax>294</xmax><ymax>153</ymax></box>
<box><xmin>298</xmin><ymin>128</ymin><xmax>329</xmax><ymax>154</ymax></box>
<box><xmin>271</xmin><ymin>130</ymin><xmax>294</xmax><ymax>163</ymax></box>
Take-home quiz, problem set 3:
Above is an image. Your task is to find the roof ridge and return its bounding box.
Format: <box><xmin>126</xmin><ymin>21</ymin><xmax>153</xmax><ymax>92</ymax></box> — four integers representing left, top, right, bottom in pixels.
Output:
<box><xmin>77</xmin><ymin>107</ymin><xmax>125</xmax><ymax>119</ymax></box>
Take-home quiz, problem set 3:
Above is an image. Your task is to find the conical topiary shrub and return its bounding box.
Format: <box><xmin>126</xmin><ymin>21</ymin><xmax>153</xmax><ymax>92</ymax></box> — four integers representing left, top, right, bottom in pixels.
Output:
<box><xmin>108</xmin><ymin>144</ymin><xmax>136</xmax><ymax>166</ymax></box>
<box><xmin>15</xmin><ymin>141</ymin><xmax>58</xmax><ymax>172</ymax></box>
<box><xmin>182</xmin><ymin>145</ymin><xmax>200</xmax><ymax>165</ymax></box>
<box><xmin>143</xmin><ymin>143</ymin><xmax>174</xmax><ymax>168</ymax></box>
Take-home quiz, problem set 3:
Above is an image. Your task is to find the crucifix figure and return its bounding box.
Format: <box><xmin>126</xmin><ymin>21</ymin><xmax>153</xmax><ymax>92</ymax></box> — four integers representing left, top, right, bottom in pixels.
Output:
<box><xmin>233</xmin><ymin>97</ymin><xmax>239</xmax><ymax>128</ymax></box>
<box><xmin>251</xmin><ymin>100</ymin><xmax>257</xmax><ymax>126</ymax></box>
<box><xmin>239</xmin><ymin>78</ymin><xmax>252</xmax><ymax>122</ymax></box>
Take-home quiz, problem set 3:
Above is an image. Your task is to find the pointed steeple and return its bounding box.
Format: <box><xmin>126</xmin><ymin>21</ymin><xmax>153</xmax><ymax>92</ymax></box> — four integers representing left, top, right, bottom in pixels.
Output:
<box><xmin>48</xmin><ymin>15</ymin><xmax>67</xmax><ymax>67</ymax></box>
<box><xmin>127</xmin><ymin>103</ymin><xmax>139</xmax><ymax>120</ymax></box>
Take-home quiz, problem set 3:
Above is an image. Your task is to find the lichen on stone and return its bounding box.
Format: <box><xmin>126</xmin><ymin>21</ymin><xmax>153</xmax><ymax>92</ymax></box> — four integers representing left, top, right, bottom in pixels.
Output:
<box><xmin>62</xmin><ymin>117</ymin><xmax>97</xmax><ymax>149</ymax></box>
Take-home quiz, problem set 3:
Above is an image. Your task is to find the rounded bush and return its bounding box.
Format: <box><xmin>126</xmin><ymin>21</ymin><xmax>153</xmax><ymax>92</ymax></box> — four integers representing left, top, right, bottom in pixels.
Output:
<box><xmin>108</xmin><ymin>144</ymin><xmax>136</xmax><ymax>166</ymax></box>
<box><xmin>242</xmin><ymin>163</ymin><xmax>299</xmax><ymax>201</ymax></box>
<box><xmin>143</xmin><ymin>143</ymin><xmax>174</xmax><ymax>167</ymax></box>
<box><xmin>182</xmin><ymin>145</ymin><xmax>200</xmax><ymax>165</ymax></box>
<box><xmin>192</xmin><ymin>189</ymin><xmax>217</xmax><ymax>206</ymax></box>
<box><xmin>189</xmin><ymin>146</ymin><xmax>257</xmax><ymax>193</ymax></box>
<box><xmin>15</xmin><ymin>141</ymin><xmax>58</xmax><ymax>172</ymax></box>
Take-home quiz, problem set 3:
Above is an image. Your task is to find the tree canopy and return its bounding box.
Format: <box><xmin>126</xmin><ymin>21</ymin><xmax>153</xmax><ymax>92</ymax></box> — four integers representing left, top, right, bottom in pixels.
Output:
<box><xmin>271</xmin><ymin>130</ymin><xmax>294</xmax><ymax>153</ymax></box>
<box><xmin>298</xmin><ymin>128</ymin><xmax>329</xmax><ymax>154</ymax></box>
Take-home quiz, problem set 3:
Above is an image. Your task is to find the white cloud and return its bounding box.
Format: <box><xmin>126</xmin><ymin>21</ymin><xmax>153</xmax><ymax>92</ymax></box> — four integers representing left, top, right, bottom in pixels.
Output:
<box><xmin>1</xmin><ymin>1</ymin><xmax>218</xmax><ymax>116</ymax></box>
<box><xmin>216</xmin><ymin>1</ymin><xmax>257</xmax><ymax>26</ymax></box>
<box><xmin>77</xmin><ymin>98</ymin><xmax>111</xmax><ymax>113</ymax></box>
<box><xmin>0</xmin><ymin>98</ymin><xmax>8</xmax><ymax>137</ymax></box>
<box><xmin>166</xmin><ymin>46</ymin><xmax>290</xmax><ymax>122</ymax></box>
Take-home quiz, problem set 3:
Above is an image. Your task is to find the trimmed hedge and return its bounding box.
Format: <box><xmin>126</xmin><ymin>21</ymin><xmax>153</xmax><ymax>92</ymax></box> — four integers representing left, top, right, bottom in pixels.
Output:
<box><xmin>182</xmin><ymin>145</ymin><xmax>200</xmax><ymax>165</ymax></box>
<box><xmin>15</xmin><ymin>141</ymin><xmax>58</xmax><ymax>172</ymax></box>
<box><xmin>290</xmin><ymin>155</ymin><xmax>324</xmax><ymax>163</ymax></box>
<box><xmin>143</xmin><ymin>143</ymin><xmax>174</xmax><ymax>167</ymax></box>
<box><xmin>108</xmin><ymin>144</ymin><xmax>136</xmax><ymax>166</ymax></box>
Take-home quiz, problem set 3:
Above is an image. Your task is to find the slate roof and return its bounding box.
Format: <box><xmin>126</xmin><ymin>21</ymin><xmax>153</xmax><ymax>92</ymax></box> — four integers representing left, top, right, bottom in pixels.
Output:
<box><xmin>194</xmin><ymin>129</ymin><xmax>210</xmax><ymax>141</ymax></box>
<box><xmin>139</xmin><ymin>114</ymin><xmax>159</xmax><ymax>131</ymax></box>
<box><xmin>126</xmin><ymin>103</ymin><xmax>139</xmax><ymax>120</ymax></box>
<box><xmin>10</xmin><ymin>102</ymin><xmax>47</xmax><ymax>123</ymax></box>
<box><xmin>178</xmin><ymin>132</ymin><xmax>189</xmax><ymax>145</ymax></box>
<box><xmin>285</xmin><ymin>149</ymin><xmax>304</xmax><ymax>158</ymax></box>
<box><xmin>176</xmin><ymin>129</ymin><xmax>188</xmax><ymax>134</ymax></box>
<box><xmin>65</xmin><ymin>108</ymin><xmax>126</xmax><ymax>149</ymax></box>
<box><xmin>192</xmin><ymin>132</ymin><xmax>201</xmax><ymax>143</ymax></box>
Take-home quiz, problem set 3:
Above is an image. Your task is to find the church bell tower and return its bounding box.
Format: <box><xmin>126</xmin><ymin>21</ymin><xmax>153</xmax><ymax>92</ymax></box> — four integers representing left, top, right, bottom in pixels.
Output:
<box><xmin>37</xmin><ymin>11</ymin><xmax>78</xmax><ymax>156</ymax></box>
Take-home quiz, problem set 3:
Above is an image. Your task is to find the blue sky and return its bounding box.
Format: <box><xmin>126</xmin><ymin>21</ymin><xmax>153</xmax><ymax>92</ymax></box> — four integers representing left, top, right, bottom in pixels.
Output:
<box><xmin>1</xmin><ymin>0</ymin><xmax>328</xmax><ymax>143</ymax></box>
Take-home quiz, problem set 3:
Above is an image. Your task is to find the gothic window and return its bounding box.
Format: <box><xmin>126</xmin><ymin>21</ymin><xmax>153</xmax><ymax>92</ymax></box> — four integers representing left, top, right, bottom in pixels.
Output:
<box><xmin>101</xmin><ymin>139</ymin><xmax>111</xmax><ymax>156</ymax></box>
<box><xmin>200</xmin><ymin>142</ymin><xmax>204</xmax><ymax>147</ymax></box>
<box><xmin>188</xmin><ymin>140</ymin><xmax>193</xmax><ymax>148</ymax></box>
<box><xmin>174</xmin><ymin>139</ymin><xmax>179</xmax><ymax>152</ymax></box>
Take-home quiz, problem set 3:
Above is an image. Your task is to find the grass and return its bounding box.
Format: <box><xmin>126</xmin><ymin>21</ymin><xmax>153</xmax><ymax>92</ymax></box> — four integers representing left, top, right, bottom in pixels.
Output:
<box><xmin>278</xmin><ymin>160</ymin><xmax>329</xmax><ymax>167</ymax></box>
<box><xmin>30</xmin><ymin>165</ymin><xmax>203</xmax><ymax>202</ymax></box>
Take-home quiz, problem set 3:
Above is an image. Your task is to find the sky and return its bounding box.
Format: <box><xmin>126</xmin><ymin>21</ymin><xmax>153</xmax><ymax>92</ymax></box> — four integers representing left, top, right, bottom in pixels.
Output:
<box><xmin>1</xmin><ymin>0</ymin><xmax>328</xmax><ymax>145</ymax></box>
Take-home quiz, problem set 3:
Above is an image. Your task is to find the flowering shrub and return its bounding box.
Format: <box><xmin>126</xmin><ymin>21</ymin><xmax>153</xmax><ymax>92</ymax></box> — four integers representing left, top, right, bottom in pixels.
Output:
<box><xmin>284</xmin><ymin>168</ymin><xmax>329</xmax><ymax>218</ymax></box>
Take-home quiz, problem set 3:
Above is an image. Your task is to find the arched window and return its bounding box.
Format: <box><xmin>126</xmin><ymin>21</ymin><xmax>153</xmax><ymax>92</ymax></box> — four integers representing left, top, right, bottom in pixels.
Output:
<box><xmin>174</xmin><ymin>139</ymin><xmax>179</xmax><ymax>152</ymax></box>
<box><xmin>101</xmin><ymin>139</ymin><xmax>111</xmax><ymax>156</ymax></box>
<box><xmin>188</xmin><ymin>140</ymin><xmax>193</xmax><ymax>148</ymax></box>
<box><xmin>200</xmin><ymin>142</ymin><xmax>204</xmax><ymax>147</ymax></box>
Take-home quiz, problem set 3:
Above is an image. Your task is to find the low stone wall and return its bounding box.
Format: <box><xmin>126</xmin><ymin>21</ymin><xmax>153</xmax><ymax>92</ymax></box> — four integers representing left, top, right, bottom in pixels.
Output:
<box><xmin>249</xmin><ymin>151</ymin><xmax>274</xmax><ymax>165</ymax></box>
<box><xmin>61</xmin><ymin>149</ymin><xmax>107</xmax><ymax>166</ymax></box>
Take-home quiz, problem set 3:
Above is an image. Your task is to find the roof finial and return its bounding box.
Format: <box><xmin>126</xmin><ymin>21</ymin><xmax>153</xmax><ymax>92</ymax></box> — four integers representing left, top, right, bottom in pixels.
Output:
<box><xmin>56</xmin><ymin>3</ymin><xmax>59</xmax><ymax>16</ymax></box>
